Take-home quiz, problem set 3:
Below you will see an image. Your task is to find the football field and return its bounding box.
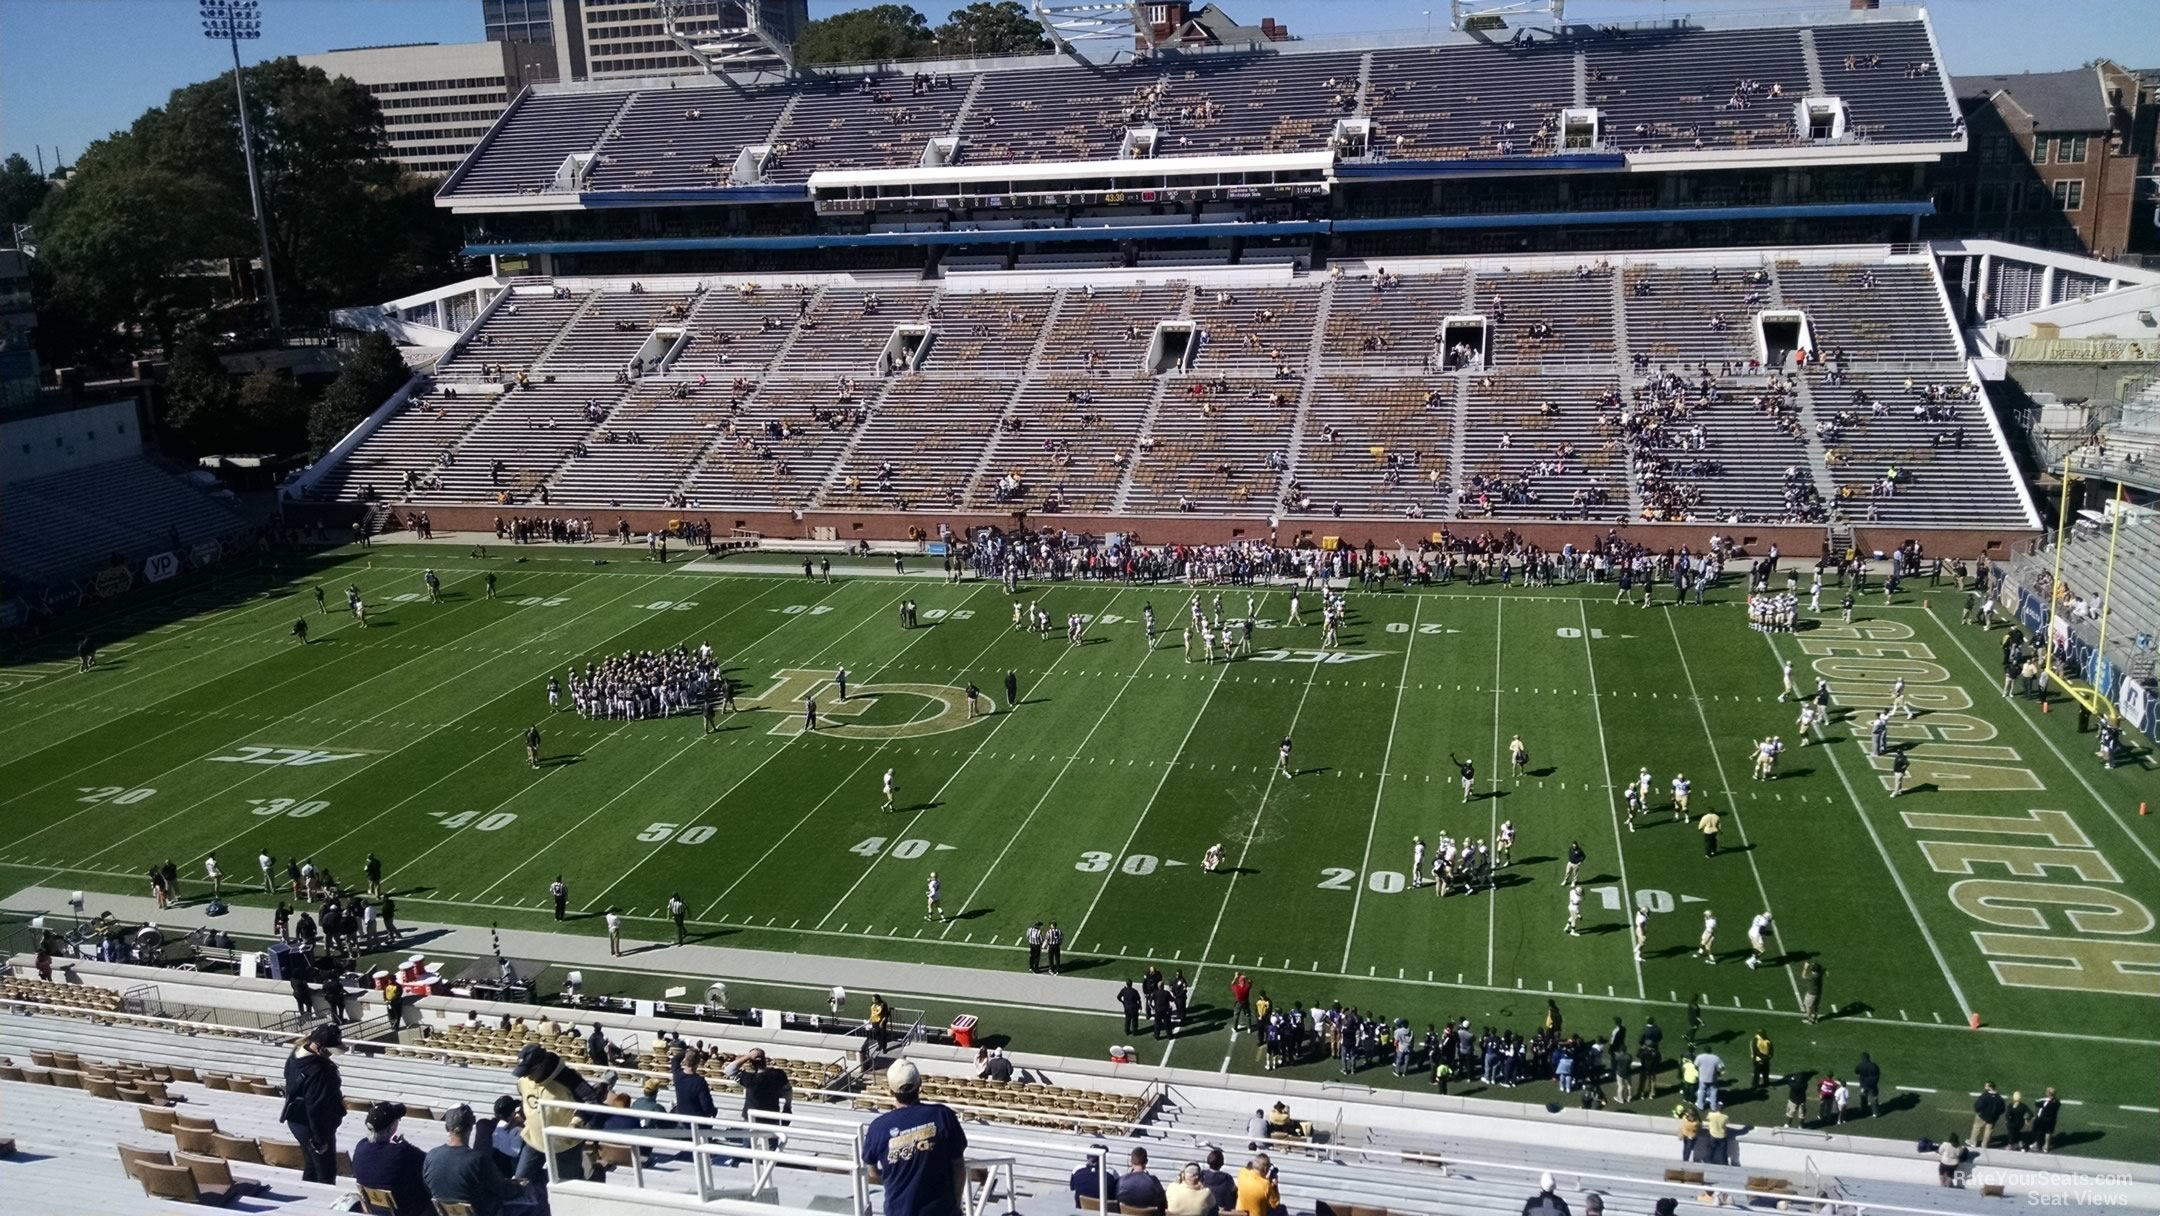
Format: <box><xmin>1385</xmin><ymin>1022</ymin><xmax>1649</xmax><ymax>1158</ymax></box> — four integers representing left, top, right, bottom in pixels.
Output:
<box><xmin>4</xmin><ymin>545</ymin><xmax>2157</xmax><ymax>1157</ymax></box>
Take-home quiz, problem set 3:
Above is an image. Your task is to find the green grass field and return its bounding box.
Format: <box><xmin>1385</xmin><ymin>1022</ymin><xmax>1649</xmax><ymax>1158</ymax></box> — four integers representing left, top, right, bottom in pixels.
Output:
<box><xmin>4</xmin><ymin>546</ymin><xmax>2156</xmax><ymax>1159</ymax></box>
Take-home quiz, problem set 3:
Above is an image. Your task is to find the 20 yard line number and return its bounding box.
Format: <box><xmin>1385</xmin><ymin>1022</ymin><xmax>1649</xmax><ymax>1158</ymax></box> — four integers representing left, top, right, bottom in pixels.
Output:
<box><xmin>1320</xmin><ymin>866</ymin><xmax>1406</xmax><ymax>893</ymax></box>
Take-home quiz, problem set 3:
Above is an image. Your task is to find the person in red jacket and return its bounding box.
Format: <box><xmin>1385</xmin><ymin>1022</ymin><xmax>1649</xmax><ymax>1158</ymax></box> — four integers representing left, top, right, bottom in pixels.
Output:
<box><xmin>1230</xmin><ymin>973</ymin><xmax>1253</xmax><ymax>1030</ymax></box>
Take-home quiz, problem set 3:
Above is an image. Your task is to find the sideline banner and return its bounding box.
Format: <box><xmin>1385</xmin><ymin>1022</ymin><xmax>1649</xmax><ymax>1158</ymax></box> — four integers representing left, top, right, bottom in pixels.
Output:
<box><xmin>2119</xmin><ymin>678</ymin><xmax>2154</xmax><ymax>737</ymax></box>
<box><xmin>143</xmin><ymin>551</ymin><xmax>180</xmax><ymax>583</ymax></box>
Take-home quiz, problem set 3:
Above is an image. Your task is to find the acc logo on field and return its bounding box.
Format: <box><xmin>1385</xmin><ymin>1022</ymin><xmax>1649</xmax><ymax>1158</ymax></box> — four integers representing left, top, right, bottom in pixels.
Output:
<box><xmin>740</xmin><ymin>668</ymin><xmax>990</xmax><ymax>740</ymax></box>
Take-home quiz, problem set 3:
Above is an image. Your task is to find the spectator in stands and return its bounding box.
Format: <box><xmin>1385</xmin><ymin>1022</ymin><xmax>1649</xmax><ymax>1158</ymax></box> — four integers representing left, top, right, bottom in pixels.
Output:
<box><xmin>355</xmin><ymin>1100</ymin><xmax>433</xmax><ymax>1216</ymax></box>
<box><xmin>486</xmin><ymin>1095</ymin><xmax>526</xmax><ymax>1174</ymax></box>
<box><xmin>1233</xmin><ymin>1153</ymin><xmax>1279</xmax><ymax>1216</ymax></box>
<box><xmin>425</xmin><ymin>1105</ymin><xmax>527</xmax><ymax>1216</ymax></box>
<box><xmin>1071</xmin><ymin>1145</ymin><xmax>1111</xmax><ymax>1204</ymax></box>
<box><xmin>280</xmin><ymin>1022</ymin><xmax>347</xmax><ymax>1184</ymax></box>
<box><xmin>672</xmin><ymin>1047</ymin><xmax>717</xmax><ymax>1119</ymax></box>
<box><xmin>731</xmin><ymin>1047</ymin><xmax>794</xmax><ymax>1138</ymax></box>
<box><xmin>1168</xmin><ymin>1163</ymin><xmax>1220</xmax><ymax>1216</ymax></box>
<box><xmin>1198</xmin><ymin>1148</ymin><xmax>1238</xmax><ymax>1211</ymax></box>
<box><xmin>1118</xmin><ymin>1146</ymin><xmax>1169</xmax><ymax>1211</ymax></box>
<box><xmin>1519</xmin><ymin>1171</ymin><xmax>1571</xmax><ymax>1215</ymax></box>
<box><xmin>863</xmin><ymin>1061</ymin><xmax>968</xmax><ymax>1216</ymax></box>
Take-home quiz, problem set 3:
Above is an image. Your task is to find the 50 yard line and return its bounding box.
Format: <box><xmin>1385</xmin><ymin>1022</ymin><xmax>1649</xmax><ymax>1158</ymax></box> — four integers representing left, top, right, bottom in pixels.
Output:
<box><xmin>1340</xmin><ymin>596</ymin><xmax>1418</xmax><ymax>970</ymax></box>
<box><xmin>1663</xmin><ymin>607</ymin><xmax>1801</xmax><ymax>1007</ymax></box>
<box><xmin>1485</xmin><ymin>597</ymin><xmax>1502</xmax><ymax>987</ymax></box>
<box><xmin>1579</xmin><ymin>600</ymin><xmax>1647</xmax><ymax>1000</ymax></box>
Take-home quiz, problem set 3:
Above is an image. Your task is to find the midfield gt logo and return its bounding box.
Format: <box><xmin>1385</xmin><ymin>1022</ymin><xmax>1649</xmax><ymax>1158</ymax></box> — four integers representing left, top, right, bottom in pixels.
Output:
<box><xmin>741</xmin><ymin>668</ymin><xmax>991</xmax><ymax>740</ymax></box>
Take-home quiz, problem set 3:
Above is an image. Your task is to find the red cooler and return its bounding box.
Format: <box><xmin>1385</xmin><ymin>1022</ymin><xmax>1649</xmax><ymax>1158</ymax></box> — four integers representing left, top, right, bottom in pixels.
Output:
<box><xmin>951</xmin><ymin>1015</ymin><xmax>978</xmax><ymax>1048</ymax></box>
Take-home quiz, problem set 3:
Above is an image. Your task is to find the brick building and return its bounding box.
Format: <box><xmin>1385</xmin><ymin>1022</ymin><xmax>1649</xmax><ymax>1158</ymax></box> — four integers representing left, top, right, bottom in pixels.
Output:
<box><xmin>1935</xmin><ymin>61</ymin><xmax>2157</xmax><ymax>258</ymax></box>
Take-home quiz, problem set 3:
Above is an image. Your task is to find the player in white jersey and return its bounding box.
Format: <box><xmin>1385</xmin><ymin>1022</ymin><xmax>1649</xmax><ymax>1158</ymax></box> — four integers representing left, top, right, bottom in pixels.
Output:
<box><xmin>1671</xmin><ymin>773</ymin><xmax>1692</xmax><ymax>818</ymax></box>
<box><xmin>547</xmin><ymin>677</ymin><xmax>560</xmax><ymax>711</ymax></box>
<box><xmin>1796</xmin><ymin>703</ymin><xmax>1820</xmax><ymax>743</ymax></box>
<box><xmin>1012</xmin><ymin>601</ymin><xmax>1025</xmax><ymax>630</ymax></box>
<box><xmin>1623</xmin><ymin>782</ymin><xmax>1643</xmax><ymax>831</ymax></box>
<box><xmin>1778</xmin><ymin>660</ymin><xmax>1796</xmax><ymax>701</ymax></box>
<box><xmin>1632</xmin><ymin>907</ymin><xmax>1650</xmax><ymax>961</ymax></box>
<box><xmin>1636</xmin><ymin>768</ymin><xmax>1653</xmax><ymax>809</ymax></box>
<box><xmin>1430</xmin><ymin>853</ymin><xmax>1447</xmax><ymax>896</ymax></box>
<box><xmin>1143</xmin><ymin>603</ymin><xmax>1158</xmax><ymax>649</ymax></box>
<box><xmin>1752</xmin><ymin>736</ymin><xmax>1779</xmax><ymax>780</ymax></box>
<box><xmin>1890</xmin><ymin>677</ymin><xmax>1914</xmax><ymax>719</ymax></box>
<box><xmin>1746</xmin><ymin>912</ymin><xmax>1773</xmax><ymax>969</ymax></box>
<box><xmin>1565</xmin><ymin>884</ymin><xmax>1583</xmax><ymax>936</ymax></box>
<box><xmin>1202</xmin><ymin>622</ymin><xmax>1218</xmax><ymax>662</ymax></box>
<box><xmin>1322</xmin><ymin>610</ymin><xmax>1340</xmax><ymax>650</ymax></box>
<box><xmin>881</xmin><ymin>768</ymin><xmax>896</xmax><ymax>812</ymax></box>
<box><xmin>1697</xmin><ymin>910</ymin><xmax>1718</xmax><ymax>963</ymax></box>
<box><xmin>1495</xmin><ymin>821</ymin><xmax>1515</xmax><ymax>867</ymax></box>
<box><xmin>1202</xmin><ymin>843</ymin><xmax>1224</xmax><ymax>873</ymax></box>
<box><xmin>258</xmin><ymin>849</ymin><xmax>275</xmax><ymax>893</ymax></box>
<box><xmin>1809</xmin><ymin>573</ymin><xmax>1823</xmax><ymax>613</ymax></box>
<box><xmin>1509</xmin><ymin>735</ymin><xmax>1529</xmax><ymax>778</ymax></box>
<box><xmin>1277</xmin><ymin>736</ymin><xmax>1295</xmax><ymax>779</ymax></box>
<box><xmin>1286</xmin><ymin>592</ymin><xmax>1303</xmax><ymax>626</ymax></box>
<box><xmin>1212</xmin><ymin>593</ymin><xmax>1224</xmax><ymax>625</ymax></box>
<box><xmin>1411</xmin><ymin>836</ymin><xmax>1426</xmax><ymax>886</ymax></box>
<box><xmin>924</xmin><ymin>872</ymin><xmax>942</xmax><ymax>921</ymax></box>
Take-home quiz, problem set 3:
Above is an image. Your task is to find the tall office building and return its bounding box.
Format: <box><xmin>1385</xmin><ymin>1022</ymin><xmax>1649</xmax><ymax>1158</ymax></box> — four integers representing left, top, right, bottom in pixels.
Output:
<box><xmin>506</xmin><ymin>1</ymin><xmax>807</xmax><ymax>82</ymax></box>
<box><xmin>299</xmin><ymin>41</ymin><xmax>557</xmax><ymax>176</ymax></box>
<box><xmin>482</xmin><ymin>0</ymin><xmax>555</xmax><ymax>44</ymax></box>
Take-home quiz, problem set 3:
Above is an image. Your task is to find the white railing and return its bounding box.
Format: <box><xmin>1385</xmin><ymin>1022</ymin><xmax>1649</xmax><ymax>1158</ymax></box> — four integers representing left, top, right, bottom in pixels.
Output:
<box><xmin>537</xmin><ymin>1099</ymin><xmax>1114</xmax><ymax>1216</ymax></box>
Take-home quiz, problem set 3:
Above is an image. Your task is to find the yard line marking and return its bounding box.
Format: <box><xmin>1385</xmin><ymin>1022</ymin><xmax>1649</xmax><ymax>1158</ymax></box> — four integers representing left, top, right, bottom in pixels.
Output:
<box><xmin>1662</xmin><ymin>608</ymin><xmax>1803</xmax><ymax>1009</ymax></box>
<box><xmin>811</xmin><ymin>585</ymin><xmax>1084</xmax><ymax>930</ymax></box>
<box><xmin>1579</xmin><ymin>601</ymin><xmax>1646</xmax><ymax>1001</ymax></box>
<box><xmin>1486</xmin><ymin>598</ymin><xmax>1503</xmax><ymax>988</ymax></box>
<box><xmin>1071</xmin><ymin>649</ymin><xmax>1235</xmax><ymax>945</ymax></box>
<box><xmin>25</xmin><ymin>570</ymin><xmax>646</xmax><ymax>865</ymax></box>
<box><xmin>604</xmin><ymin>582</ymin><xmax>988</xmax><ymax>919</ymax></box>
<box><xmin>942</xmin><ymin>599</ymin><xmax>1149</xmax><ymax>938</ymax></box>
<box><xmin>2121</xmin><ymin>1105</ymin><xmax>2160</xmax><ymax>1114</ymax></box>
<box><xmin>1922</xmin><ymin>608</ymin><xmax>2160</xmax><ymax>879</ymax></box>
<box><xmin>0</xmin><ymin>569</ymin><xmax>589</xmax><ymax>817</ymax></box>
<box><xmin>1340</xmin><ymin>598</ymin><xmax>1420</xmax><ymax>970</ymax></box>
<box><xmin>1767</xmin><ymin>631</ymin><xmax>1973</xmax><ymax>1021</ymax></box>
<box><xmin>216</xmin><ymin>578</ymin><xmax>797</xmax><ymax>876</ymax></box>
<box><xmin>1190</xmin><ymin>609</ymin><xmax>1328</xmax><ymax>993</ymax></box>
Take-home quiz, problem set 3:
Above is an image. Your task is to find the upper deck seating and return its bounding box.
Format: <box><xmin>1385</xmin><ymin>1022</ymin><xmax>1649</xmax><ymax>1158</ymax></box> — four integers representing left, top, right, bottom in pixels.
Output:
<box><xmin>1319</xmin><ymin>270</ymin><xmax>1465</xmax><ymax>369</ymax></box>
<box><xmin>924</xmin><ymin>290</ymin><xmax>1055</xmax><ymax>372</ymax></box>
<box><xmin>1481</xmin><ymin>268</ymin><xmax>1617</xmax><ymax>366</ymax></box>
<box><xmin>1774</xmin><ymin>263</ymin><xmax>1960</xmax><ymax>365</ymax></box>
<box><xmin>763</xmin><ymin>76</ymin><xmax>968</xmax><ymax>182</ymax></box>
<box><xmin>789</xmin><ymin>287</ymin><xmax>938</xmax><ymax>375</ymax></box>
<box><xmin>1365</xmin><ymin>41</ymin><xmax>1577</xmax><ymax>160</ymax></box>
<box><xmin>435</xmin><ymin>292</ymin><xmax>592</xmax><ymax>379</ymax></box>
<box><xmin>444</xmin><ymin>92</ymin><xmax>624</xmax><ymax>196</ymax></box>
<box><xmin>1586</xmin><ymin>27</ymin><xmax>1809</xmax><ymax>152</ymax></box>
<box><xmin>1620</xmin><ymin>264</ymin><xmax>1768</xmax><ymax>368</ymax></box>
<box><xmin>1039</xmin><ymin>284</ymin><xmax>1189</xmax><ymax>375</ymax></box>
<box><xmin>585</xmin><ymin>86</ymin><xmax>793</xmax><ymax>192</ymax></box>
<box><xmin>674</xmin><ymin>283</ymin><xmax>822</xmax><ymax>376</ymax></box>
<box><xmin>1190</xmin><ymin>284</ymin><xmax>1320</xmax><ymax>373</ymax></box>
<box><xmin>1812</xmin><ymin>22</ymin><xmax>1959</xmax><ymax>144</ymax></box>
<box><xmin>541</xmin><ymin>290</ymin><xmax>698</xmax><ymax>374</ymax></box>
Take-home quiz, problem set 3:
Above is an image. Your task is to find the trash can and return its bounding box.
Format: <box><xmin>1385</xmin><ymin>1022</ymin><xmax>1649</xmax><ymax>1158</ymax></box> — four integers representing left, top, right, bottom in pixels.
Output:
<box><xmin>951</xmin><ymin>1014</ymin><xmax>978</xmax><ymax>1048</ymax></box>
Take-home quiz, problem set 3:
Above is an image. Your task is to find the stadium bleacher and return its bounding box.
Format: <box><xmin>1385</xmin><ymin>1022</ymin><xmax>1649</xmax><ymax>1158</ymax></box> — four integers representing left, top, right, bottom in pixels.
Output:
<box><xmin>437</xmin><ymin>12</ymin><xmax>1960</xmax><ymax>201</ymax></box>
<box><xmin>309</xmin><ymin>246</ymin><xmax>2030</xmax><ymax>540</ymax></box>
<box><xmin>2</xmin><ymin>971</ymin><xmax>2122</xmax><ymax>1216</ymax></box>
<box><xmin>1</xmin><ymin>458</ymin><xmax>255</xmax><ymax>587</ymax></box>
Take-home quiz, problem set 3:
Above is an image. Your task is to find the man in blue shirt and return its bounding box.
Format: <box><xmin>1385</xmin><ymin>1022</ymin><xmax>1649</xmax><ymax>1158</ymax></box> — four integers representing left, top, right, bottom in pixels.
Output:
<box><xmin>352</xmin><ymin>1101</ymin><xmax>432</xmax><ymax>1216</ymax></box>
<box><xmin>672</xmin><ymin>1048</ymin><xmax>717</xmax><ymax>1119</ymax></box>
<box><xmin>863</xmin><ymin>1061</ymin><xmax>968</xmax><ymax>1216</ymax></box>
<box><xmin>1115</xmin><ymin>1146</ymin><xmax>1168</xmax><ymax>1211</ymax></box>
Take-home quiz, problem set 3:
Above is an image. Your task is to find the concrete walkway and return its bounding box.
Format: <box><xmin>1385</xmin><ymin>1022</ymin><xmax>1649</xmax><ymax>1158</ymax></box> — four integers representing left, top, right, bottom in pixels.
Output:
<box><xmin>5</xmin><ymin>884</ymin><xmax>1120</xmax><ymax>1014</ymax></box>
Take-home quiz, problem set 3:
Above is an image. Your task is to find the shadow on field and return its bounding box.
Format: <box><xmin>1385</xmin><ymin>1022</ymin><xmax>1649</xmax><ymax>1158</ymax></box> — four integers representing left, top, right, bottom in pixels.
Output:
<box><xmin>946</xmin><ymin>908</ymin><xmax>992</xmax><ymax>922</ymax></box>
<box><xmin>1528</xmin><ymin>766</ymin><xmax>1558</xmax><ymax>778</ymax></box>
<box><xmin>1057</xmin><ymin>956</ymin><xmax>1114</xmax><ymax>976</ymax></box>
<box><xmin>539</xmin><ymin>753</ymin><xmax>583</xmax><ymax>767</ymax></box>
<box><xmin>1513</xmin><ymin>855</ymin><xmax>1554</xmax><ymax>867</ymax></box>
<box><xmin>1291</xmin><ymin>766</ymin><xmax>1331</xmax><ymax>779</ymax></box>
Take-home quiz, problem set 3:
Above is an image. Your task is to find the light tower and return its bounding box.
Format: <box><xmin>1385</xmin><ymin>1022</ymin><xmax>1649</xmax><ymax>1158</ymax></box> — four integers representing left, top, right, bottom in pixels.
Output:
<box><xmin>200</xmin><ymin>0</ymin><xmax>283</xmax><ymax>337</ymax></box>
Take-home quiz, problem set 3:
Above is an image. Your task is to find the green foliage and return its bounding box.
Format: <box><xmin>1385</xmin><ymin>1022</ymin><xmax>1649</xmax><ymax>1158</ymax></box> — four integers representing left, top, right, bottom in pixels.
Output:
<box><xmin>160</xmin><ymin>330</ymin><xmax>238</xmax><ymax>452</ymax></box>
<box><xmin>0</xmin><ymin>153</ymin><xmax>51</xmax><ymax>229</ymax></box>
<box><xmin>934</xmin><ymin>2</ymin><xmax>1051</xmax><ymax>58</ymax></box>
<box><xmin>233</xmin><ymin>366</ymin><xmax>309</xmax><ymax>453</ymax></box>
<box><xmin>27</xmin><ymin>58</ymin><xmax>463</xmax><ymax>368</ymax></box>
<box><xmin>308</xmin><ymin>332</ymin><xmax>411</xmax><ymax>457</ymax></box>
<box><xmin>795</xmin><ymin>3</ymin><xmax>936</xmax><ymax>65</ymax></box>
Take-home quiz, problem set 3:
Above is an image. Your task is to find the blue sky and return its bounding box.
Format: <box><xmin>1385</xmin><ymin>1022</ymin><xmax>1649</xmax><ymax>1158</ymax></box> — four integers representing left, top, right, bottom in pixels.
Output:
<box><xmin>3</xmin><ymin>0</ymin><xmax>2156</xmax><ymax>171</ymax></box>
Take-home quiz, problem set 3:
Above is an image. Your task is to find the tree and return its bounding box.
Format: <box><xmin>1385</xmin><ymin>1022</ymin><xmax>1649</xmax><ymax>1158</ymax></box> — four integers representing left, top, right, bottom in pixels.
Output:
<box><xmin>308</xmin><ymin>331</ymin><xmax>410</xmax><ymax>456</ymax></box>
<box><xmin>33</xmin><ymin>162</ymin><xmax>231</xmax><ymax>358</ymax></box>
<box><xmin>795</xmin><ymin>3</ymin><xmax>935</xmax><ymax>65</ymax></box>
<box><xmin>28</xmin><ymin>58</ymin><xmax>464</xmax><ymax>368</ymax></box>
<box><xmin>160</xmin><ymin>330</ymin><xmax>238</xmax><ymax>452</ymax></box>
<box><xmin>0</xmin><ymin>153</ymin><xmax>50</xmax><ymax>230</ymax></box>
<box><xmin>232</xmin><ymin>367</ymin><xmax>310</xmax><ymax>454</ymax></box>
<box><xmin>935</xmin><ymin>2</ymin><xmax>1050</xmax><ymax>58</ymax></box>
